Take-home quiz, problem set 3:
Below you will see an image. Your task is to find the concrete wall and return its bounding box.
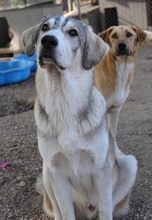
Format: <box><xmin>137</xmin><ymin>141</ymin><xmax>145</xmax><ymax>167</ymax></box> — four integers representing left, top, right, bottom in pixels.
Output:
<box><xmin>0</xmin><ymin>3</ymin><xmax>63</xmax><ymax>50</ymax></box>
<box><xmin>99</xmin><ymin>0</ymin><xmax>148</xmax><ymax>30</ymax></box>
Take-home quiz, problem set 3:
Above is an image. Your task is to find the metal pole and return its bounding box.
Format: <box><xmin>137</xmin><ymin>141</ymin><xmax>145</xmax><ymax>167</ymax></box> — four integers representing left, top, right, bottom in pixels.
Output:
<box><xmin>67</xmin><ymin>0</ymin><xmax>72</xmax><ymax>11</ymax></box>
<box><xmin>76</xmin><ymin>0</ymin><xmax>81</xmax><ymax>20</ymax></box>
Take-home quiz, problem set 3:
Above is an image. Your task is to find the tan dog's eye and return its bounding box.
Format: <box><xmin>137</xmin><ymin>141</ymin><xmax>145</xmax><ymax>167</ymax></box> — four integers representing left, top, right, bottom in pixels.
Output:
<box><xmin>42</xmin><ymin>23</ymin><xmax>49</xmax><ymax>31</ymax></box>
<box><xmin>111</xmin><ymin>34</ymin><xmax>117</xmax><ymax>39</ymax></box>
<box><xmin>126</xmin><ymin>32</ymin><xmax>132</xmax><ymax>37</ymax></box>
<box><xmin>69</xmin><ymin>29</ymin><xmax>78</xmax><ymax>37</ymax></box>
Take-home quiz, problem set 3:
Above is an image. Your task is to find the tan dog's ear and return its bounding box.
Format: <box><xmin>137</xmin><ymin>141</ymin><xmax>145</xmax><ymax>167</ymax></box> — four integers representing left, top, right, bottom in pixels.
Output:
<box><xmin>21</xmin><ymin>23</ymin><xmax>42</xmax><ymax>56</ymax></box>
<box><xmin>131</xmin><ymin>26</ymin><xmax>147</xmax><ymax>44</ymax></box>
<box><xmin>98</xmin><ymin>27</ymin><xmax>114</xmax><ymax>44</ymax></box>
<box><xmin>82</xmin><ymin>26</ymin><xmax>109</xmax><ymax>70</ymax></box>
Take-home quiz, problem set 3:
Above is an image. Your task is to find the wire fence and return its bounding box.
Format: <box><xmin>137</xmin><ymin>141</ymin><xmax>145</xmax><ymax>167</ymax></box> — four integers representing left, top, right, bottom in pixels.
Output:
<box><xmin>0</xmin><ymin>0</ymin><xmax>54</xmax><ymax>10</ymax></box>
<box><xmin>65</xmin><ymin>0</ymin><xmax>152</xmax><ymax>33</ymax></box>
<box><xmin>0</xmin><ymin>0</ymin><xmax>26</xmax><ymax>10</ymax></box>
<box><xmin>0</xmin><ymin>0</ymin><xmax>152</xmax><ymax>33</ymax></box>
<box><xmin>99</xmin><ymin>0</ymin><xmax>152</xmax><ymax>31</ymax></box>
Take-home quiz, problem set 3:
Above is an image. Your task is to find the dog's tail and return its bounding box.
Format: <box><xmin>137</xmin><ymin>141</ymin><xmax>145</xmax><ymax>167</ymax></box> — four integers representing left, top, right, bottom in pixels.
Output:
<box><xmin>35</xmin><ymin>172</ymin><xmax>44</xmax><ymax>195</ymax></box>
<box><xmin>144</xmin><ymin>30</ymin><xmax>152</xmax><ymax>44</ymax></box>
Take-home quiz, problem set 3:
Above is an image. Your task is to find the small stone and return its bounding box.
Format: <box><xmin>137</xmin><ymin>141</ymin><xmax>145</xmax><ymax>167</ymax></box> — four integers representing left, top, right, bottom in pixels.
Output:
<box><xmin>19</xmin><ymin>181</ymin><xmax>26</xmax><ymax>187</ymax></box>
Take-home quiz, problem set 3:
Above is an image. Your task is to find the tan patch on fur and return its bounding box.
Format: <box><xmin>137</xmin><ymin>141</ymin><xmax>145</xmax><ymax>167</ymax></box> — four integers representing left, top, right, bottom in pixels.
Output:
<box><xmin>94</xmin><ymin>52</ymin><xmax>117</xmax><ymax>99</ymax></box>
<box><xmin>43</xmin><ymin>191</ymin><xmax>54</xmax><ymax>217</ymax></box>
<box><xmin>114</xmin><ymin>194</ymin><xmax>128</xmax><ymax>213</ymax></box>
<box><xmin>125</xmin><ymin>69</ymin><xmax>135</xmax><ymax>90</ymax></box>
<box><xmin>107</xmin><ymin>105</ymin><xmax>116</xmax><ymax>112</ymax></box>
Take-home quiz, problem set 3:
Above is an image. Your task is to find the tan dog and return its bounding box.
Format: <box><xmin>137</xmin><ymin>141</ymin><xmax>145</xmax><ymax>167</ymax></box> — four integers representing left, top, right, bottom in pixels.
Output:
<box><xmin>94</xmin><ymin>25</ymin><xmax>147</xmax><ymax>154</ymax></box>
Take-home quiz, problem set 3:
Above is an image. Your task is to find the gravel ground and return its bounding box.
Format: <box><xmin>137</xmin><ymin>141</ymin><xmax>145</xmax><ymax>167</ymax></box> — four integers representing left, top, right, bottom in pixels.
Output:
<box><xmin>0</xmin><ymin>45</ymin><xmax>152</xmax><ymax>220</ymax></box>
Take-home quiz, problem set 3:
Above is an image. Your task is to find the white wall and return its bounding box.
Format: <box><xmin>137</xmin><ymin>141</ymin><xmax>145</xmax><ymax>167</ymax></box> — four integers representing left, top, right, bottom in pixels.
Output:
<box><xmin>0</xmin><ymin>3</ymin><xmax>63</xmax><ymax>50</ymax></box>
<box><xmin>99</xmin><ymin>0</ymin><xmax>147</xmax><ymax>30</ymax></box>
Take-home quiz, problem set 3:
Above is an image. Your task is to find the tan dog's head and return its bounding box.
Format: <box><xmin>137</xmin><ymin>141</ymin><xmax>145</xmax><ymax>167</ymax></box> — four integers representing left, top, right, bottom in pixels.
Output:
<box><xmin>98</xmin><ymin>25</ymin><xmax>146</xmax><ymax>57</ymax></box>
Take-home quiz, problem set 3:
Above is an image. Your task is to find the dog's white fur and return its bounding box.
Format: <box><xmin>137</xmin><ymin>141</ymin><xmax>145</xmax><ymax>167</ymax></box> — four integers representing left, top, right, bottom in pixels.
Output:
<box><xmin>22</xmin><ymin>16</ymin><xmax>137</xmax><ymax>220</ymax></box>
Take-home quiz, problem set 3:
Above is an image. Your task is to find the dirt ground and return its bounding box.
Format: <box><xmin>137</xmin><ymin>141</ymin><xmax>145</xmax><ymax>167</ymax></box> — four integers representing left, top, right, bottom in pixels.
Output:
<box><xmin>0</xmin><ymin>45</ymin><xmax>152</xmax><ymax>220</ymax></box>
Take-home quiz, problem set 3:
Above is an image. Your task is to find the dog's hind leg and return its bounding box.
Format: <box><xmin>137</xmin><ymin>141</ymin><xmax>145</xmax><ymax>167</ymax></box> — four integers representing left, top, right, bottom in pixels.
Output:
<box><xmin>112</xmin><ymin>154</ymin><xmax>137</xmax><ymax>217</ymax></box>
<box><xmin>114</xmin><ymin>189</ymin><xmax>132</xmax><ymax>217</ymax></box>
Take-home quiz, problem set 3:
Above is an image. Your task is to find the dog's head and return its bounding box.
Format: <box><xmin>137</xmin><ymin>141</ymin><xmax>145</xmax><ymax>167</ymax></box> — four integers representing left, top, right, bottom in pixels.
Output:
<box><xmin>22</xmin><ymin>16</ymin><xmax>109</xmax><ymax>71</ymax></box>
<box><xmin>98</xmin><ymin>25</ymin><xmax>146</xmax><ymax>57</ymax></box>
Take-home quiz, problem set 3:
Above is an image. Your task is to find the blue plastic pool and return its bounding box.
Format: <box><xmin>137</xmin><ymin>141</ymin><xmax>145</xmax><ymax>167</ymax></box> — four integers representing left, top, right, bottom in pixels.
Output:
<box><xmin>0</xmin><ymin>59</ymin><xmax>34</xmax><ymax>86</ymax></box>
<box><xmin>14</xmin><ymin>52</ymin><xmax>37</xmax><ymax>72</ymax></box>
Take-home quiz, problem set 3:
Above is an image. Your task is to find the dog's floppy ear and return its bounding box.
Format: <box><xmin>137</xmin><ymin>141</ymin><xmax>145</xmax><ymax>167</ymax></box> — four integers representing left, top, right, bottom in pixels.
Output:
<box><xmin>82</xmin><ymin>26</ymin><xmax>109</xmax><ymax>70</ymax></box>
<box><xmin>98</xmin><ymin>27</ymin><xmax>114</xmax><ymax>44</ymax></box>
<box><xmin>131</xmin><ymin>26</ymin><xmax>147</xmax><ymax>44</ymax></box>
<box><xmin>21</xmin><ymin>22</ymin><xmax>42</xmax><ymax>56</ymax></box>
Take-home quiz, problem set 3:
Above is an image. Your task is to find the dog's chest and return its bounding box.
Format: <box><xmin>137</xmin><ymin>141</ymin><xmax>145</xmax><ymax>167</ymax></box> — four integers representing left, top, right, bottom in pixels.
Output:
<box><xmin>107</xmin><ymin>62</ymin><xmax>134</xmax><ymax>108</ymax></box>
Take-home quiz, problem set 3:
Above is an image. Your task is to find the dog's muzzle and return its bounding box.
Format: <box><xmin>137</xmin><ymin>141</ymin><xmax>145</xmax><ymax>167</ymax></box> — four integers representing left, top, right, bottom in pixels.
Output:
<box><xmin>39</xmin><ymin>35</ymin><xmax>66</xmax><ymax>70</ymax></box>
<box><xmin>115</xmin><ymin>41</ymin><xmax>132</xmax><ymax>56</ymax></box>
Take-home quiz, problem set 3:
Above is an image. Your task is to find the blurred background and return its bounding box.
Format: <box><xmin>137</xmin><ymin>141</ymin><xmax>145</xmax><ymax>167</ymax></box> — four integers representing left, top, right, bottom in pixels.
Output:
<box><xmin>0</xmin><ymin>0</ymin><xmax>152</xmax><ymax>55</ymax></box>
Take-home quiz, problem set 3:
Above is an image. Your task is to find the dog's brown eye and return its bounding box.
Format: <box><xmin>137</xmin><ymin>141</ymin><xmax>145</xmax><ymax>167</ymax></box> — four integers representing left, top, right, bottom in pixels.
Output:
<box><xmin>126</xmin><ymin>32</ymin><xmax>132</xmax><ymax>37</ymax></box>
<box><xmin>69</xmin><ymin>29</ymin><xmax>78</xmax><ymax>37</ymax></box>
<box><xmin>112</xmin><ymin>33</ymin><xmax>117</xmax><ymax>39</ymax></box>
<box><xmin>42</xmin><ymin>23</ymin><xmax>49</xmax><ymax>31</ymax></box>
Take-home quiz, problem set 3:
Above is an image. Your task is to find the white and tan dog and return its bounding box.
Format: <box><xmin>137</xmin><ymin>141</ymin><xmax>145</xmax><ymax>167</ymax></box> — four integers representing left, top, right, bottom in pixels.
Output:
<box><xmin>94</xmin><ymin>25</ymin><xmax>147</xmax><ymax>154</ymax></box>
<box><xmin>22</xmin><ymin>16</ymin><xmax>137</xmax><ymax>220</ymax></box>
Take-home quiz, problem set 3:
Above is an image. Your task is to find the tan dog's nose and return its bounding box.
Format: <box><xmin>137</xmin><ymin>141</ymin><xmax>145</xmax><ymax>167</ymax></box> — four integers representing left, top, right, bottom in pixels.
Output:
<box><xmin>118</xmin><ymin>42</ymin><xmax>126</xmax><ymax>50</ymax></box>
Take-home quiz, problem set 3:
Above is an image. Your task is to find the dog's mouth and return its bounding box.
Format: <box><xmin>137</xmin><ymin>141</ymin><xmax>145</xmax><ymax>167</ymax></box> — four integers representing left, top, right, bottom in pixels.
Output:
<box><xmin>115</xmin><ymin>49</ymin><xmax>132</xmax><ymax>57</ymax></box>
<box><xmin>39</xmin><ymin>54</ymin><xmax>66</xmax><ymax>70</ymax></box>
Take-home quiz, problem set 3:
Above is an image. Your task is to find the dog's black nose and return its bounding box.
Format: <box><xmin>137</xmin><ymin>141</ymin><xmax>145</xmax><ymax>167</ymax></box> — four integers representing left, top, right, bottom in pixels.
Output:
<box><xmin>41</xmin><ymin>35</ymin><xmax>58</xmax><ymax>49</ymax></box>
<box><xmin>118</xmin><ymin>42</ymin><xmax>126</xmax><ymax>50</ymax></box>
